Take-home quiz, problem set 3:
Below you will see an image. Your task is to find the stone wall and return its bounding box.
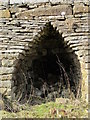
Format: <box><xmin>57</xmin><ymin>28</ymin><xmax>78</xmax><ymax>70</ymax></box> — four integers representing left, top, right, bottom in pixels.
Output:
<box><xmin>0</xmin><ymin>0</ymin><xmax>89</xmax><ymax>101</ymax></box>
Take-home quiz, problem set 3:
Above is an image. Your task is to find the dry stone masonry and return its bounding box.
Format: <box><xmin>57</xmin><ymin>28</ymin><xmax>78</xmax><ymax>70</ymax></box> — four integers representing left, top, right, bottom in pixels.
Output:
<box><xmin>0</xmin><ymin>0</ymin><xmax>89</xmax><ymax>103</ymax></box>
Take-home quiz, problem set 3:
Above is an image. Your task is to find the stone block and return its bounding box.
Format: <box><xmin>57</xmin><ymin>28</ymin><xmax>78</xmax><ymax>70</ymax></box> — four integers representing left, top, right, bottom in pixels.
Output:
<box><xmin>87</xmin><ymin>70</ymin><xmax>90</xmax><ymax>75</ymax></box>
<box><xmin>16</xmin><ymin>5</ymin><xmax>72</xmax><ymax>18</ymax></box>
<box><xmin>0</xmin><ymin>67</ymin><xmax>15</xmax><ymax>75</ymax></box>
<box><xmin>0</xmin><ymin>9</ymin><xmax>11</xmax><ymax>18</ymax></box>
<box><xmin>65</xmin><ymin>18</ymin><xmax>74</xmax><ymax>30</ymax></box>
<box><xmin>2</xmin><ymin>59</ymin><xmax>14</xmax><ymax>67</ymax></box>
<box><xmin>88</xmin><ymin>75</ymin><xmax>90</xmax><ymax>83</ymax></box>
<box><xmin>9</xmin><ymin>6</ymin><xmax>19</xmax><ymax>14</ymax></box>
<box><xmin>0</xmin><ymin>88</ymin><xmax>11</xmax><ymax>96</ymax></box>
<box><xmin>0</xmin><ymin>74</ymin><xmax>12</xmax><ymax>81</ymax></box>
<box><xmin>50</xmin><ymin>0</ymin><xmax>73</xmax><ymax>4</ymax></box>
<box><xmin>0</xmin><ymin>59</ymin><xmax>2</xmax><ymax>67</ymax></box>
<box><xmin>0</xmin><ymin>100</ymin><xmax>4</xmax><ymax>110</ymax></box>
<box><xmin>85</xmin><ymin>56</ymin><xmax>90</xmax><ymax>63</ymax></box>
<box><xmin>85</xmin><ymin>63</ymin><xmax>90</xmax><ymax>69</ymax></box>
<box><xmin>0</xmin><ymin>80</ymin><xmax>11</xmax><ymax>88</ymax></box>
<box><xmin>10</xmin><ymin>0</ymin><xmax>48</xmax><ymax>4</ymax></box>
<box><xmin>73</xmin><ymin>4</ymin><xmax>88</xmax><ymax>14</ymax></box>
<box><xmin>74</xmin><ymin>0</ymin><xmax>89</xmax><ymax>5</ymax></box>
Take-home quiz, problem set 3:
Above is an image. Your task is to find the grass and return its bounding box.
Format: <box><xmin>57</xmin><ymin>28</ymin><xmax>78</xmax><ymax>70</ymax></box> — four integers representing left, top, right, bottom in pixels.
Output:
<box><xmin>0</xmin><ymin>98</ymin><xmax>88</xmax><ymax>119</ymax></box>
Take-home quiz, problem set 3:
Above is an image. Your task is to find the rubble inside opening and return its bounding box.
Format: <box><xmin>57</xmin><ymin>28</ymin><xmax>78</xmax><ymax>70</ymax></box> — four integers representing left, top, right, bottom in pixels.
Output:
<box><xmin>12</xmin><ymin>22</ymin><xmax>82</xmax><ymax>105</ymax></box>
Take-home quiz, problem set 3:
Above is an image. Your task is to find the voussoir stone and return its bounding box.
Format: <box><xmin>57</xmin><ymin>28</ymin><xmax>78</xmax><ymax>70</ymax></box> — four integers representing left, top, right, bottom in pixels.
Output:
<box><xmin>0</xmin><ymin>74</ymin><xmax>13</xmax><ymax>81</ymax></box>
<box><xmin>0</xmin><ymin>67</ymin><xmax>15</xmax><ymax>75</ymax></box>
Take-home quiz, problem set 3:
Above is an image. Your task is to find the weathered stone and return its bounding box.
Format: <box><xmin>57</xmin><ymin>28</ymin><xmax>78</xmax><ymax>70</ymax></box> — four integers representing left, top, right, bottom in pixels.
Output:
<box><xmin>85</xmin><ymin>63</ymin><xmax>90</xmax><ymax>69</ymax></box>
<box><xmin>0</xmin><ymin>59</ymin><xmax>2</xmax><ymax>67</ymax></box>
<box><xmin>0</xmin><ymin>74</ymin><xmax>13</xmax><ymax>81</ymax></box>
<box><xmin>2</xmin><ymin>59</ymin><xmax>14</xmax><ymax>67</ymax></box>
<box><xmin>74</xmin><ymin>0</ymin><xmax>89</xmax><ymax>5</ymax></box>
<box><xmin>16</xmin><ymin>5</ymin><xmax>72</xmax><ymax>18</ymax></box>
<box><xmin>0</xmin><ymin>88</ymin><xmax>11</xmax><ymax>95</ymax></box>
<box><xmin>0</xmin><ymin>1</ymin><xmax>89</xmax><ymax>102</ymax></box>
<box><xmin>10</xmin><ymin>0</ymin><xmax>48</xmax><ymax>4</ymax></box>
<box><xmin>0</xmin><ymin>100</ymin><xmax>4</xmax><ymax>110</ymax></box>
<box><xmin>65</xmin><ymin>18</ymin><xmax>74</xmax><ymax>30</ymax></box>
<box><xmin>0</xmin><ymin>80</ymin><xmax>11</xmax><ymax>88</ymax></box>
<box><xmin>39</xmin><ymin>15</ymin><xmax>65</xmax><ymax>20</ymax></box>
<box><xmin>74</xmin><ymin>13</ymin><xmax>88</xmax><ymax>18</ymax></box>
<box><xmin>0</xmin><ymin>53</ymin><xmax>19</xmax><ymax>60</ymax></box>
<box><xmin>9</xmin><ymin>6</ymin><xmax>19</xmax><ymax>14</ymax></box>
<box><xmin>56</xmin><ymin>98</ymin><xmax>69</xmax><ymax>104</ymax></box>
<box><xmin>73</xmin><ymin>3</ymin><xmax>88</xmax><ymax>14</ymax></box>
<box><xmin>50</xmin><ymin>0</ymin><xmax>73</xmax><ymax>4</ymax></box>
<box><xmin>75</xmin><ymin>28</ymin><xmax>89</xmax><ymax>33</ymax></box>
<box><xmin>85</xmin><ymin>56</ymin><xmax>90</xmax><ymax>63</ymax></box>
<box><xmin>0</xmin><ymin>9</ymin><xmax>11</xmax><ymax>18</ymax></box>
<box><xmin>0</xmin><ymin>49</ymin><xmax>23</xmax><ymax>53</ymax></box>
<box><xmin>0</xmin><ymin>67</ymin><xmax>15</xmax><ymax>75</ymax></box>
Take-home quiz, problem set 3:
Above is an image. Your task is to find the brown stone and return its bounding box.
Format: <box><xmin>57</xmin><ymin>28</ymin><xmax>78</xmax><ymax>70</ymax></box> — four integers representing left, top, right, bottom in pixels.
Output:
<box><xmin>65</xmin><ymin>18</ymin><xmax>74</xmax><ymax>30</ymax></box>
<box><xmin>0</xmin><ymin>9</ymin><xmax>11</xmax><ymax>18</ymax></box>
<box><xmin>73</xmin><ymin>4</ymin><xmax>88</xmax><ymax>14</ymax></box>
<box><xmin>16</xmin><ymin>5</ymin><xmax>72</xmax><ymax>19</ymax></box>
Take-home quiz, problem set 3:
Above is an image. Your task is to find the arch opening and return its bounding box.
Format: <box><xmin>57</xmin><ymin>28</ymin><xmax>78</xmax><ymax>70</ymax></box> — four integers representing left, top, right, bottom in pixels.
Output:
<box><xmin>12</xmin><ymin>22</ymin><xmax>82</xmax><ymax>105</ymax></box>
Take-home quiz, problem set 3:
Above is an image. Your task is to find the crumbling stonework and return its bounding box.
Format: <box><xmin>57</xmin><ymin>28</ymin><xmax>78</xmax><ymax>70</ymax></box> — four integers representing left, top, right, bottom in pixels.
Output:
<box><xmin>0</xmin><ymin>0</ymin><xmax>89</xmax><ymax>102</ymax></box>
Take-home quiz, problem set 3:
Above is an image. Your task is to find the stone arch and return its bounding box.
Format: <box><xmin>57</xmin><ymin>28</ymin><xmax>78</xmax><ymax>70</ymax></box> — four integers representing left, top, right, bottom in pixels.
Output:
<box><xmin>12</xmin><ymin>22</ymin><xmax>82</xmax><ymax>105</ymax></box>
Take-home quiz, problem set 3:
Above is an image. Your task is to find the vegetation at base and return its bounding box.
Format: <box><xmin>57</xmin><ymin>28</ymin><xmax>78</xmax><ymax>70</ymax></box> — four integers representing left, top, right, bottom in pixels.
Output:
<box><xmin>0</xmin><ymin>98</ymin><xmax>88</xmax><ymax>118</ymax></box>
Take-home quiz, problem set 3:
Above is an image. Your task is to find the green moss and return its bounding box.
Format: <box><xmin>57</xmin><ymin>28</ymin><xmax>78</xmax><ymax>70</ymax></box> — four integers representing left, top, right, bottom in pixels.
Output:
<box><xmin>1</xmin><ymin>98</ymin><xmax>88</xmax><ymax>118</ymax></box>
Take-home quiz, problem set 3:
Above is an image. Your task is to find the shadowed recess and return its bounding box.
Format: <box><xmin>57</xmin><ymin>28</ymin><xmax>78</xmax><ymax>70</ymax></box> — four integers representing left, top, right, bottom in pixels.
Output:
<box><xmin>12</xmin><ymin>22</ymin><xmax>82</xmax><ymax>105</ymax></box>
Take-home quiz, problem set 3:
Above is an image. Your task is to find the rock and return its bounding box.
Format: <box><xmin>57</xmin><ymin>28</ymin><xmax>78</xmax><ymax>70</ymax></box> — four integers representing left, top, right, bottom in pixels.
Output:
<box><xmin>0</xmin><ymin>88</ymin><xmax>11</xmax><ymax>95</ymax></box>
<box><xmin>50</xmin><ymin>0</ymin><xmax>73</xmax><ymax>4</ymax></box>
<box><xmin>0</xmin><ymin>9</ymin><xmax>11</xmax><ymax>18</ymax></box>
<box><xmin>0</xmin><ymin>59</ymin><xmax>2</xmax><ymax>67</ymax></box>
<box><xmin>0</xmin><ymin>74</ymin><xmax>12</xmax><ymax>81</ymax></box>
<box><xmin>0</xmin><ymin>81</ymin><xmax>11</xmax><ymax>88</ymax></box>
<box><xmin>2</xmin><ymin>59</ymin><xmax>14</xmax><ymax>67</ymax></box>
<box><xmin>0</xmin><ymin>100</ymin><xmax>4</xmax><ymax>110</ymax></box>
<box><xmin>34</xmin><ymin>88</ymin><xmax>42</xmax><ymax>96</ymax></box>
<box><xmin>65</xmin><ymin>18</ymin><xmax>75</xmax><ymax>30</ymax></box>
<box><xmin>55</xmin><ymin>98</ymin><xmax>69</xmax><ymax>104</ymax></box>
<box><xmin>73</xmin><ymin>3</ymin><xmax>88</xmax><ymax>14</ymax></box>
<box><xmin>16</xmin><ymin>5</ymin><xmax>72</xmax><ymax>19</ymax></box>
<box><xmin>0</xmin><ymin>67</ymin><xmax>14</xmax><ymax>75</ymax></box>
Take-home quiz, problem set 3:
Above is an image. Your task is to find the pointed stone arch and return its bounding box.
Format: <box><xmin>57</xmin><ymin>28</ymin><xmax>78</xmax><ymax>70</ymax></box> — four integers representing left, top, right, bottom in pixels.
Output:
<box><xmin>12</xmin><ymin>22</ymin><xmax>82</xmax><ymax>104</ymax></box>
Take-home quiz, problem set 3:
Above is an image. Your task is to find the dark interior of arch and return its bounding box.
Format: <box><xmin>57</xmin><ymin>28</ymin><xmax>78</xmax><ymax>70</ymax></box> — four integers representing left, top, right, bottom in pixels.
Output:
<box><xmin>12</xmin><ymin>22</ymin><xmax>82</xmax><ymax>105</ymax></box>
